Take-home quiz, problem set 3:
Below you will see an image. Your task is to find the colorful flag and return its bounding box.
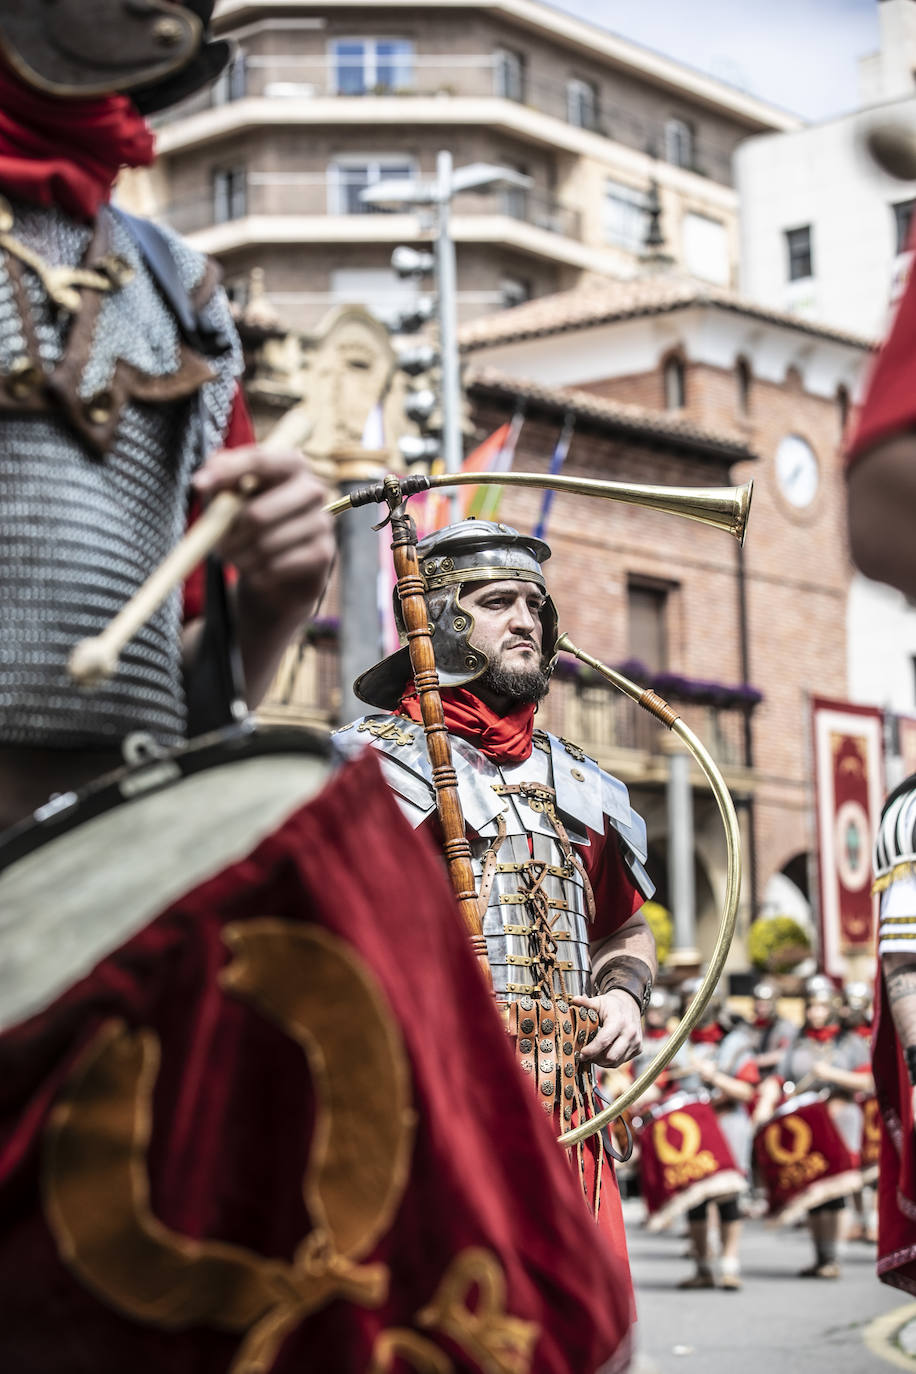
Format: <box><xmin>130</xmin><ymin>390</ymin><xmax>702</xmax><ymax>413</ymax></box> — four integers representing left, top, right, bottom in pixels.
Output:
<box><xmin>464</xmin><ymin>410</ymin><xmax>524</xmax><ymax>520</ymax></box>
<box><xmin>533</xmin><ymin>415</ymin><xmax>575</xmax><ymax>540</ymax></box>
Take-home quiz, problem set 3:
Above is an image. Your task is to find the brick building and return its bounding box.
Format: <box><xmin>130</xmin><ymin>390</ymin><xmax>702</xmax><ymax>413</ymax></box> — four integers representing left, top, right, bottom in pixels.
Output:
<box><xmin>453</xmin><ymin>274</ymin><xmax>869</xmax><ymax>972</ymax></box>
<box><xmin>121</xmin><ymin>0</ymin><xmax>796</xmax><ymax>330</ymax></box>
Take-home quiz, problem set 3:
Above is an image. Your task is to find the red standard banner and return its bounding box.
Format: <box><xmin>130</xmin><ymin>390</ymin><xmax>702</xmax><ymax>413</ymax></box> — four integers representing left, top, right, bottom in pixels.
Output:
<box><xmin>811</xmin><ymin>697</ymin><xmax>885</xmax><ymax>977</ymax></box>
<box><xmin>0</xmin><ymin>750</ymin><xmax>631</xmax><ymax>1374</ymax></box>
<box><xmin>753</xmin><ymin>1095</ymin><xmax>862</xmax><ymax>1226</ymax></box>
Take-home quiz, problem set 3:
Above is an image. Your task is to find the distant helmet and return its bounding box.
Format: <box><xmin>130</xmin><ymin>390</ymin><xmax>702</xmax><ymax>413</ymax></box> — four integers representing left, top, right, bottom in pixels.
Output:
<box><xmin>804</xmin><ymin>973</ymin><xmax>837</xmax><ymax>1006</ymax></box>
<box><xmin>0</xmin><ymin>1</ymin><xmax>231</xmax><ymax>114</ymax></box>
<box><xmin>680</xmin><ymin>974</ymin><xmax>722</xmax><ymax>1024</ymax></box>
<box><xmin>354</xmin><ymin>520</ymin><xmax>559</xmax><ymax>709</ymax></box>
<box><xmin>753</xmin><ymin>980</ymin><xmax>778</xmax><ymax>1003</ymax></box>
<box><xmin>647</xmin><ymin>987</ymin><xmax>676</xmax><ymax>1019</ymax></box>
<box><xmin>843</xmin><ymin>981</ymin><xmax>872</xmax><ymax>1014</ymax></box>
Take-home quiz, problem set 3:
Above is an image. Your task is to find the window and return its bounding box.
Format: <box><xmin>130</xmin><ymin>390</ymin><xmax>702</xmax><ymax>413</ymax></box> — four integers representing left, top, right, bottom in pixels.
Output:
<box><xmin>785</xmin><ymin>225</ymin><xmax>813</xmax><ymax>281</ymax></box>
<box><xmin>330</xmin><ymin>268</ymin><xmax>418</xmax><ymax>315</ymax></box>
<box><xmin>663</xmin><ymin>356</ymin><xmax>686</xmax><ymax>410</ymax></box>
<box><xmin>566</xmin><ymin>77</ymin><xmax>599</xmax><ymax>131</ymax></box>
<box><xmin>664</xmin><ymin>117</ymin><xmax>695</xmax><ymax>170</ymax></box>
<box><xmin>502</xmin><ymin>162</ymin><xmax>530</xmax><ymax>221</ymax></box>
<box><xmin>683</xmin><ymin>212</ymin><xmax>729</xmax><ymax>284</ymax></box>
<box><xmin>328</xmin><ymin>158</ymin><xmax>416</xmax><ymax>214</ymax></box>
<box><xmin>736</xmin><ymin>358</ymin><xmax>751</xmax><ymax>415</ymax></box>
<box><xmin>211</xmin><ymin>52</ymin><xmax>247</xmax><ymax>105</ymax></box>
<box><xmin>500</xmin><ymin>275</ymin><xmax>531</xmax><ymax>309</ymax></box>
<box><xmin>628</xmin><ymin>581</ymin><xmax>669</xmax><ymax>673</ymax></box>
<box><xmin>494</xmin><ymin>47</ymin><xmax>526</xmax><ymax>102</ymax></box>
<box><xmin>330</xmin><ymin>38</ymin><xmax>413</xmax><ymax>95</ymax></box>
<box><xmin>894</xmin><ymin>198</ymin><xmax>916</xmax><ymax>254</ymax></box>
<box><xmin>212</xmin><ymin>166</ymin><xmax>247</xmax><ymax>223</ymax></box>
<box><xmin>603</xmin><ymin>179</ymin><xmax>650</xmax><ymax>252</ymax></box>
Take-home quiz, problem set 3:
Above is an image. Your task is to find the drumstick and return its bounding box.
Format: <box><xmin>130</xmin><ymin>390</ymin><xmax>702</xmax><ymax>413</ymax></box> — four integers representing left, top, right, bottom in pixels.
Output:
<box><xmin>68</xmin><ymin>407</ymin><xmax>314</xmax><ymax>686</ymax></box>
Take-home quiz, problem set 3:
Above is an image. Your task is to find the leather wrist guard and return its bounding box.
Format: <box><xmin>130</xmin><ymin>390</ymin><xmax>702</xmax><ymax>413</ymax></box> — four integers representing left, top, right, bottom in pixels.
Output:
<box><xmin>906</xmin><ymin>1045</ymin><xmax>916</xmax><ymax>1088</ymax></box>
<box><xmin>594</xmin><ymin>956</ymin><xmax>653</xmax><ymax>1015</ymax></box>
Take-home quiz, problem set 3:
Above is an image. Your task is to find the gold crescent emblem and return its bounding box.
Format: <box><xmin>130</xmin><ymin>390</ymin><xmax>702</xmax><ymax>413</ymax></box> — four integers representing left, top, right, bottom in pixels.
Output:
<box><xmin>42</xmin><ymin>921</ymin><xmax>416</xmax><ymax>1373</ymax></box>
<box><xmin>652</xmin><ymin>1110</ymin><xmax>702</xmax><ymax>1165</ymax></box>
<box><xmin>764</xmin><ymin>1113</ymin><xmax>813</xmax><ymax>1165</ymax></box>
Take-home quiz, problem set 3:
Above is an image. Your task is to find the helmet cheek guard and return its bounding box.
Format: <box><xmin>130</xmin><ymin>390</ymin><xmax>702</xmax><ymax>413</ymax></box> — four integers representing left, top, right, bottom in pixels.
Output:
<box><xmin>424</xmin><ymin>583</ymin><xmax>559</xmax><ymax>690</ymax></box>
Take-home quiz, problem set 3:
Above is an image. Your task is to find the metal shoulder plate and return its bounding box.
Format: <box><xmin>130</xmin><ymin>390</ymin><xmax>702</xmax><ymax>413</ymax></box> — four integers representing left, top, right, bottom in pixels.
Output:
<box><xmin>541</xmin><ymin>731</ymin><xmax>653</xmax><ymax>900</ymax></box>
<box><xmin>332</xmin><ymin>716</ymin><xmax>436</xmax><ymax>824</ymax></box>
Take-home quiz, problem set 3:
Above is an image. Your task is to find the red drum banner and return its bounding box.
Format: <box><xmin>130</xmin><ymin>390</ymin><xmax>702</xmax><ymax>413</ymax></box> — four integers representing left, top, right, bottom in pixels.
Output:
<box><xmin>637</xmin><ymin>1094</ymin><xmax>747</xmax><ymax>1233</ymax></box>
<box><xmin>811</xmin><ymin>698</ymin><xmax>885</xmax><ymax>976</ymax></box>
<box><xmin>0</xmin><ymin>749</ymin><xmax>631</xmax><ymax>1374</ymax></box>
<box><xmin>753</xmin><ymin>1094</ymin><xmax>862</xmax><ymax>1225</ymax></box>
<box><xmin>860</xmin><ymin>1095</ymin><xmax>882</xmax><ymax>1183</ymax></box>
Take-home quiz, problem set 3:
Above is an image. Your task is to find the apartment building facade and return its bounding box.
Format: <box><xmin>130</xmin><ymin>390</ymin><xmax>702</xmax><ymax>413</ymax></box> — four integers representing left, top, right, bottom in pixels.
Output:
<box><xmin>130</xmin><ymin>0</ymin><xmax>797</xmax><ymax>330</ymax></box>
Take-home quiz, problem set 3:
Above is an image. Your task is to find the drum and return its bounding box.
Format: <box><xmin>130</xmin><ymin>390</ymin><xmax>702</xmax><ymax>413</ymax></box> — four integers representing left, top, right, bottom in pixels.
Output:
<box><xmin>0</xmin><ymin>721</ymin><xmax>331</xmax><ymax>1034</ymax></box>
<box><xmin>753</xmin><ymin>1092</ymin><xmax>863</xmax><ymax>1225</ymax></box>
<box><xmin>637</xmin><ymin>1091</ymin><xmax>748</xmax><ymax>1233</ymax></box>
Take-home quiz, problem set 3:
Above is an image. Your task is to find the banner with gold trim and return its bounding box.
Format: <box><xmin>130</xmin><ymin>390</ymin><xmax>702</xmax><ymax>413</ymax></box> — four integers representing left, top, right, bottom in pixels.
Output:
<box><xmin>637</xmin><ymin>1094</ymin><xmax>747</xmax><ymax>1232</ymax></box>
<box><xmin>0</xmin><ymin>750</ymin><xmax>631</xmax><ymax>1373</ymax></box>
<box><xmin>811</xmin><ymin>698</ymin><xmax>885</xmax><ymax>976</ymax></box>
<box><xmin>753</xmin><ymin>1094</ymin><xmax>862</xmax><ymax>1225</ymax></box>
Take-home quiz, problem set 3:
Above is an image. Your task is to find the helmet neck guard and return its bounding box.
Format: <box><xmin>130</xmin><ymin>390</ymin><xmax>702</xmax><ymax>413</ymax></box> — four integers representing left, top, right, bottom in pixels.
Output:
<box><xmin>0</xmin><ymin>2</ymin><xmax>230</xmax><ymax>113</ymax></box>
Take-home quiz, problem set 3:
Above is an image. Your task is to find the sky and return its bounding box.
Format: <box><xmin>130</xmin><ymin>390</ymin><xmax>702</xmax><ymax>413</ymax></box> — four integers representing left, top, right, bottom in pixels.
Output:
<box><xmin>553</xmin><ymin>0</ymin><xmax>880</xmax><ymax>121</ymax></box>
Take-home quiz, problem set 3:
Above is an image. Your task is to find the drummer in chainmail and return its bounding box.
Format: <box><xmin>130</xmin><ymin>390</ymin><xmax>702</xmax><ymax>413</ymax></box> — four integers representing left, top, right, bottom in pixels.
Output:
<box><xmin>0</xmin><ymin>2</ymin><xmax>334</xmax><ymax>829</ymax></box>
<box><xmin>334</xmin><ymin>519</ymin><xmax>657</xmax><ymax>1279</ymax></box>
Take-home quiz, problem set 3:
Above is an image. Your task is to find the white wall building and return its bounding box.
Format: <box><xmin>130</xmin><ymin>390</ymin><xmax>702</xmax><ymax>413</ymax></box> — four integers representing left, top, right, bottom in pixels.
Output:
<box><xmin>736</xmin><ymin>0</ymin><xmax>916</xmax><ymax>739</ymax></box>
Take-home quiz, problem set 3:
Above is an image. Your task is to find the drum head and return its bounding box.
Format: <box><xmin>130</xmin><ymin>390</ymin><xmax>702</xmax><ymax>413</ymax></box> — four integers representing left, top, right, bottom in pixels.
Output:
<box><xmin>0</xmin><ymin>724</ymin><xmax>332</xmax><ymax>1033</ymax></box>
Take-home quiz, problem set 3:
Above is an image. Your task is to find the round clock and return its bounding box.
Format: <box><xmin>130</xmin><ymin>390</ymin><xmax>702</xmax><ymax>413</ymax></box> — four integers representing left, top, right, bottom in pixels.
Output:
<box><xmin>775</xmin><ymin>434</ymin><xmax>819</xmax><ymax>509</ymax></box>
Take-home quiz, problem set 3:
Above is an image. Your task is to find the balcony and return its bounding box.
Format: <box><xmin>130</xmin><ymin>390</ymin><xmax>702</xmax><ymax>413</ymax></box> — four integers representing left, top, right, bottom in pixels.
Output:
<box><xmin>157</xmin><ymin>171</ymin><xmax>582</xmax><ymax>245</ymax></box>
<box><xmin>260</xmin><ymin>636</ymin><xmax>755</xmax><ymax>787</ymax></box>
<box><xmin>160</xmin><ymin>52</ymin><xmax>734</xmax><ymax>187</ymax></box>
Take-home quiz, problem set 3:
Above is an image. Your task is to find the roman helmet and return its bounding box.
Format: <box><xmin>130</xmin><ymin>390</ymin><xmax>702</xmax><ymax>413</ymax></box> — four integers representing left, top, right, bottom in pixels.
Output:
<box><xmin>804</xmin><ymin>973</ymin><xmax>837</xmax><ymax>1006</ymax></box>
<box><xmin>0</xmin><ymin>1</ymin><xmax>231</xmax><ymax>114</ymax></box>
<box><xmin>841</xmin><ymin>979</ymin><xmax>872</xmax><ymax>1024</ymax></box>
<box><xmin>354</xmin><ymin>520</ymin><xmax>560</xmax><ymax>710</ymax></box>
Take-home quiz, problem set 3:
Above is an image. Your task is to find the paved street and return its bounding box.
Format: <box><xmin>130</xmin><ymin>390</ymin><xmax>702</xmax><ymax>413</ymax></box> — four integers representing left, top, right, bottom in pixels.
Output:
<box><xmin>624</xmin><ymin>1198</ymin><xmax>916</xmax><ymax>1374</ymax></box>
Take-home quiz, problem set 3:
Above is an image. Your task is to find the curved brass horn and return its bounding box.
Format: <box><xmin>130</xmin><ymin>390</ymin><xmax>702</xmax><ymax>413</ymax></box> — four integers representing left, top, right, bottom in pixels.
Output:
<box><xmin>554</xmin><ymin>636</ymin><xmax>742</xmax><ymax>1149</ymax></box>
<box><xmin>325</xmin><ymin>473</ymin><xmax>754</xmax><ymax>546</ymax></box>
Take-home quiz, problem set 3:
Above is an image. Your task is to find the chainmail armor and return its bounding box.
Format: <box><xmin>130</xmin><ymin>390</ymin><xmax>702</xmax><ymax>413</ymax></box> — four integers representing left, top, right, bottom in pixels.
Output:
<box><xmin>0</xmin><ymin>199</ymin><xmax>241</xmax><ymax>747</ymax></box>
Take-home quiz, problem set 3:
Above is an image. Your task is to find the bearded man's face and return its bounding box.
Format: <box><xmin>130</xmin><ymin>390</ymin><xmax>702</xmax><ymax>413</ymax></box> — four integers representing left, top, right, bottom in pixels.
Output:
<box><xmin>460</xmin><ymin>580</ymin><xmax>551</xmax><ymax>703</ymax></box>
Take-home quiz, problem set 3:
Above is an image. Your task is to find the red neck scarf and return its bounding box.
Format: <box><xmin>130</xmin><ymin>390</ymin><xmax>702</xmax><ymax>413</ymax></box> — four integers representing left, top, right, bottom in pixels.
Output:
<box><xmin>803</xmin><ymin>1024</ymin><xmax>839</xmax><ymax>1043</ymax></box>
<box><xmin>690</xmin><ymin>1024</ymin><xmax>724</xmax><ymax>1044</ymax></box>
<box><xmin>645</xmin><ymin>1026</ymin><xmax>669</xmax><ymax>1040</ymax></box>
<box><xmin>754</xmin><ymin>1015</ymin><xmax>774</xmax><ymax>1029</ymax></box>
<box><xmin>0</xmin><ymin>65</ymin><xmax>155</xmax><ymax>221</ymax></box>
<box><xmin>398</xmin><ymin>685</ymin><xmax>535</xmax><ymax>764</ymax></box>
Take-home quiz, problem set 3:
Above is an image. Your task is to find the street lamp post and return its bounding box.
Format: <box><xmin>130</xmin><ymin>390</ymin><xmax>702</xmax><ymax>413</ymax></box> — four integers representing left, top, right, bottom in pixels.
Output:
<box><xmin>361</xmin><ymin>155</ymin><xmax>532</xmax><ymax>522</ymax></box>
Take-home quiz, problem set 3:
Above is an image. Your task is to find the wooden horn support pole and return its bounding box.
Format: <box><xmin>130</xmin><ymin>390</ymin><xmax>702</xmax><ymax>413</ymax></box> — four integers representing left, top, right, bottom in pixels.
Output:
<box><xmin>382</xmin><ymin>476</ymin><xmax>493</xmax><ymax>991</ymax></box>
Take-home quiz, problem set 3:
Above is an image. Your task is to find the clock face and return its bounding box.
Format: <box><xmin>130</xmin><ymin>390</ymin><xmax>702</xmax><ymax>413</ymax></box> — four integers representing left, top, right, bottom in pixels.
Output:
<box><xmin>775</xmin><ymin>435</ymin><xmax>819</xmax><ymax>509</ymax></box>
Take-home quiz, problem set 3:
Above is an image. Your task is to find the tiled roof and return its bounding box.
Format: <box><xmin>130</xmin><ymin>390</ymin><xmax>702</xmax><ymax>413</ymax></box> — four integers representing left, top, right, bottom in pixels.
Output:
<box><xmin>460</xmin><ymin>275</ymin><xmax>873</xmax><ymax>351</ymax></box>
<box><xmin>465</xmin><ymin>365</ymin><xmax>756</xmax><ymax>461</ymax></box>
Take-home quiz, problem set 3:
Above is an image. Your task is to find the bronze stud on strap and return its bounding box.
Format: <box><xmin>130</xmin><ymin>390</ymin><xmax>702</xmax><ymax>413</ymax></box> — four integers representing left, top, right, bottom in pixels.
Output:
<box><xmin>563</xmin><ymin>1041</ymin><xmax>573</xmax><ymax>1055</ymax></box>
<box><xmin>557</xmin><ymin>999</ymin><xmax>568</xmax><ymax>1013</ymax></box>
<box><xmin>520</xmin><ymin>996</ymin><xmax>533</xmax><ymax>1011</ymax></box>
<box><xmin>520</xmin><ymin>1017</ymin><xmax>534</xmax><ymax>1034</ymax></box>
<box><xmin>518</xmin><ymin>1037</ymin><xmax>532</xmax><ymax>1053</ymax></box>
<box><xmin>563</xmin><ymin>1063</ymin><xmax>574</xmax><ymax>1078</ymax></box>
<box><xmin>520</xmin><ymin>1058</ymin><xmax>534</xmax><ymax>1073</ymax></box>
<box><xmin>85</xmin><ymin>391</ymin><xmax>113</xmax><ymax>426</ymax></box>
<box><xmin>564</xmin><ymin>1106</ymin><xmax>573</xmax><ymax>1121</ymax></box>
<box><xmin>541</xmin><ymin>1017</ymin><xmax>554</xmax><ymax>1034</ymax></box>
<box><xmin>577</xmin><ymin>1029</ymin><xmax>587</xmax><ymax>1045</ymax></box>
<box><xmin>540</xmin><ymin>1080</ymin><xmax>555</xmax><ymax>1096</ymax></box>
<box><xmin>563</xmin><ymin>1020</ymin><xmax>573</xmax><ymax>1035</ymax></box>
<box><xmin>5</xmin><ymin>357</ymin><xmax>41</xmax><ymax>400</ymax></box>
<box><xmin>564</xmin><ymin>1084</ymin><xmax>574</xmax><ymax>1100</ymax></box>
<box><xmin>588</xmin><ymin>1008</ymin><xmax>599</xmax><ymax>1024</ymax></box>
<box><xmin>540</xmin><ymin>1059</ymin><xmax>555</xmax><ymax>1075</ymax></box>
<box><xmin>538</xmin><ymin>1038</ymin><xmax>553</xmax><ymax>1054</ymax></box>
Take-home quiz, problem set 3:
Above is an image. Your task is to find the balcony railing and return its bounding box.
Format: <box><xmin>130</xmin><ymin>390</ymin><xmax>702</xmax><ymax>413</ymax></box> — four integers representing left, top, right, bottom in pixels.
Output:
<box><xmin>160</xmin><ymin>52</ymin><xmax>735</xmax><ymax>186</ymax></box>
<box><xmin>261</xmin><ymin>637</ymin><xmax>753</xmax><ymax>773</ymax></box>
<box><xmin>157</xmin><ymin>172</ymin><xmax>582</xmax><ymax>242</ymax></box>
